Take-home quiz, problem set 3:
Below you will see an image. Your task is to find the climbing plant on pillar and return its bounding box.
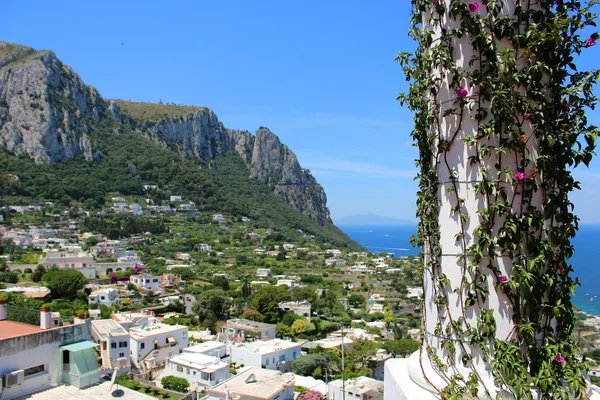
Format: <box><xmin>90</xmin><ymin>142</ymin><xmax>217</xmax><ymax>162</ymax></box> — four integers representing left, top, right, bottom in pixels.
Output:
<box><xmin>398</xmin><ymin>0</ymin><xmax>599</xmax><ymax>398</ymax></box>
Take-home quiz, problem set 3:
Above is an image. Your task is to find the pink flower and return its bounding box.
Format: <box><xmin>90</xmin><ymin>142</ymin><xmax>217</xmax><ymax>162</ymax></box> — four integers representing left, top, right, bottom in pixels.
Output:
<box><xmin>562</xmin><ymin>102</ymin><xmax>570</xmax><ymax>110</ymax></box>
<box><xmin>514</xmin><ymin>171</ymin><xmax>526</xmax><ymax>182</ymax></box>
<box><xmin>554</xmin><ymin>354</ymin><xmax>566</xmax><ymax>363</ymax></box>
<box><xmin>456</xmin><ymin>88</ymin><xmax>468</xmax><ymax>98</ymax></box>
<box><xmin>468</xmin><ymin>2</ymin><xmax>480</xmax><ymax>12</ymax></box>
<box><xmin>433</xmin><ymin>0</ymin><xmax>438</xmax><ymax>3</ymax></box>
<box><xmin>562</xmin><ymin>33</ymin><xmax>571</xmax><ymax>41</ymax></box>
<box><xmin>586</xmin><ymin>37</ymin><xmax>596</xmax><ymax>47</ymax></box>
<box><xmin>524</xmin><ymin>113</ymin><xmax>531</xmax><ymax>120</ymax></box>
<box><xmin>499</xmin><ymin>275</ymin><xmax>508</xmax><ymax>283</ymax></box>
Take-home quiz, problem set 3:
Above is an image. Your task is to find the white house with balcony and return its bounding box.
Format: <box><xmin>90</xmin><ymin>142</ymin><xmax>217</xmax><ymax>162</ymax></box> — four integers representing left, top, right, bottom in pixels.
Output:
<box><xmin>90</xmin><ymin>319</ymin><xmax>131</xmax><ymax>373</ymax></box>
<box><xmin>279</xmin><ymin>301</ymin><xmax>311</xmax><ymax>319</ymax></box>
<box><xmin>130</xmin><ymin>274</ymin><xmax>161</xmax><ymax>291</ymax></box>
<box><xmin>39</xmin><ymin>251</ymin><xmax>94</xmax><ymax>270</ymax></box>
<box><xmin>164</xmin><ymin>353</ymin><xmax>229</xmax><ymax>390</ymax></box>
<box><xmin>230</xmin><ymin>339</ymin><xmax>302</xmax><ymax>372</ymax></box>
<box><xmin>88</xmin><ymin>287</ymin><xmax>120</xmax><ymax>307</ymax></box>
<box><xmin>129</xmin><ymin>318</ymin><xmax>188</xmax><ymax>371</ymax></box>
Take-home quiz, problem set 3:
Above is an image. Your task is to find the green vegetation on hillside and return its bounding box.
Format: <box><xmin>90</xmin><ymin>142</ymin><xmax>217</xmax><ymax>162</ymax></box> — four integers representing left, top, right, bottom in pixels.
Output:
<box><xmin>114</xmin><ymin>100</ymin><xmax>207</xmax><ymax>122</ymax></box>
<box><xmin>0</xmin><ymin>115</ymin><xmax>361</xmax><ymax>250</ymax></box>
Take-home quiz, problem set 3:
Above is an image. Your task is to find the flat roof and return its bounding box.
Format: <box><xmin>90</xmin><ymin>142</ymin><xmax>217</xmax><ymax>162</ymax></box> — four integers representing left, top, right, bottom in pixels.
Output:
<box><xmin>14</xmin><ymin>380</ymin><xmax>155</xmax><ymax>399</ymax></box>
<box><xmin>227</xmin><ymin>318</ymin><xmax>275</xmax><ymax>330</ymax></box>
<box><xmin>209</xmin><ymin>367</ymin><xmax>294</xmax><ymax>397</ymax></box>
<box><xmin>184</xmin><ymin>341</ymin><xmax>225</xmax><ymax>353</ymax></box>
<box><xmin>91</xmin><ymin>319</ymin><xmax>128</xmax><ymax>336</ymax></box>
<box><xmin>168</xmin><ymin>353</ymin><xmax>228</xmax><ymax>371</ymax></box>
<box><xmin>0</xmin><ymin>320</ymin><xmax>42</xmax><ymax>340</ymax></box>
<box><xmin>129</xmin><ymin>323</ymin><xmax>187</xmax><ymax>339</ymax></box>
<box><xmin>235</xmin><ymin>339</ymin><xmax>301</xmax><ymax>355</ymax></box>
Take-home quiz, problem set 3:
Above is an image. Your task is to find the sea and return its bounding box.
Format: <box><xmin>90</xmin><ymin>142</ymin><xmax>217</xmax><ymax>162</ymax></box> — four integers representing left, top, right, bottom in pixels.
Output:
<box><xmin>339</xmin><ymin>224</ymin><xmax>600</xmax><ymax>317</ymax></box>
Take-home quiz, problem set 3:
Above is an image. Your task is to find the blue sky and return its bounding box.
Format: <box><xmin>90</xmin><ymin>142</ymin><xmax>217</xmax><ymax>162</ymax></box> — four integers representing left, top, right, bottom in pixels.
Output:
<box><xmin>1</xmin><ymin>1</ymin><xmax>599</xmax><ymax>222</ymax></box>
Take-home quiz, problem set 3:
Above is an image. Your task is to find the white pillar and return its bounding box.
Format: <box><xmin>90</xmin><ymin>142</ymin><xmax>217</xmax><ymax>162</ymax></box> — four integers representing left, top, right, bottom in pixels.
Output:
<box><xmin>393</xmin><ymin>1</ymin><xmax>542</xmax><ymax>399</ymax></box>
<box><xmin>0</xmin><ymin>303</ymin><xmax>6</xmax><ymax>320</ymax></box>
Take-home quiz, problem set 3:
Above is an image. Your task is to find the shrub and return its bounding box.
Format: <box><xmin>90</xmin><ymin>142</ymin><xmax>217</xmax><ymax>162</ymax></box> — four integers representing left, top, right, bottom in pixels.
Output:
<box><xmin>161</xmin><ymin>375</ymin><xmax>189</xmax><ymax>393</ymax></box>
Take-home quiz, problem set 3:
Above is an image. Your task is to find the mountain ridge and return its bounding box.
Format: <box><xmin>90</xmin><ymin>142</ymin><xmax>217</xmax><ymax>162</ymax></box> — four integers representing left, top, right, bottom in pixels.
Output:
<box><xmin>0</xmin><ymin>41</ymin><xmax>330</xmax><ymax>225</ymax></box>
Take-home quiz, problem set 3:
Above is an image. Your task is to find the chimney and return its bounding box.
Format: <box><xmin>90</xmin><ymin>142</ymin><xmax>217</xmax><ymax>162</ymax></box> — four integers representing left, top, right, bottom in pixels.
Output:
<box><xmin>40</xmin><ymin>310</ymin><xmax>52</xmax><ymax>330</ymax></box>
<box><xmin>0</xmin><ymin>303</ymin><xmax>6</xmax><ymax>321</ymax></box>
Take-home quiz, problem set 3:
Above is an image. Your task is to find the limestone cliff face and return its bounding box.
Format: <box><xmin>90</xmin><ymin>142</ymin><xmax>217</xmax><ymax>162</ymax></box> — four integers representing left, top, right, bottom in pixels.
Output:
<box><xmin>250</xmin><ymin>127</ymin><xmax>330</xmax><ymax>225</ymax></box>
<box><xmin>0</xmin><ymin>42</ymin><xmax>110</xmax><ymax>164</ymax></box>
<box><xmin>132</xmin><ymin>116</ymin><xmax>330</xmax><ymax>224</ymax></box>
<box><xmin>0</xmin><ymin>41</ymin><xmax>331</xmax><ymax>225</ymax></box>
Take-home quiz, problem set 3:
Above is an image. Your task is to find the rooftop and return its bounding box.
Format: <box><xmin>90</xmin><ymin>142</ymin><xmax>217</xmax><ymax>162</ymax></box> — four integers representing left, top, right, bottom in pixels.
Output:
<box><xmin>184</xmin><ymin>340</ymin><xmax>226</xmax><ymax>353</ymax></box>
<box><xmin>227</xmin><ymin>318</ymin><xmax>275</xmax><ymax>331</ymax></box>
<box><xmin>14</xmin><ymin>380</ymin><xmax>155</xmax><ymax>400</ymax></box>
<box><xmin>234</xmin><ymin>338</ymin><xmax>301</xmax><ymax>355</ymax></box>
<box><xmin>0</xmin><ymin>320</ymin><xmax>42</xmax><ymax>340</ymax></box>
<box><xmin>209</xmin><ymin>367</ymin><xmax>294</xmax><ymax>397</ymax></box>
<box><xmin>330</xmin><ymin>376</ymin><xmax>384</xmax><ymax>395</ymax></box>
<box><xmin>129</xmin><ymin>321</ymin><xmax>187</xmax><ymax>339</ymax></box>
<box><xmin>168</xmin><ymin>353</ymin><xmax>228</xmax><ymax>372</ymax></box>
<box><xmin>1</xmin><ymin>286</ymin><xmax>51</xmax><ymax>298</ymax></box>
<box><xmin>91</xmin><ymin>319</ymin><xmax>128</xmax><ymax>336</ymax></box>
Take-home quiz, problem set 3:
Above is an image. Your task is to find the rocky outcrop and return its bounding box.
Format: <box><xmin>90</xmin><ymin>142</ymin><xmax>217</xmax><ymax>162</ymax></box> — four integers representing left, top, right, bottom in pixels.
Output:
<box><xmin>0</xmin><ymin>42</ymin><xmax>107</xmax><ymax>164</ymax></box>
<box><xmin>250</xmin><ymin>127</ymin><xmax>330</xmax><ymax>225</ymax></box>
<box><xmin>0</xmin><ymin>41</ymin><xmax>331</xmax><ymax>225</ymax></box>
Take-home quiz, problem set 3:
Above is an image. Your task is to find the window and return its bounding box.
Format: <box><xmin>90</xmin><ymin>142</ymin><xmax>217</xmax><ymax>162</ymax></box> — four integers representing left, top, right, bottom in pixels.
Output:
<box><xmin>119</xmin><ymin>341</ymin><xmax>128</xmax><ymax>348</ymax></box>
<box><xmin>24</xmin><ymin>365</ymin><xmax>45</xmax><ymax>377</ymax></box>
<box><xmin>153</xmin><ymin>279</ymin><xmax>158</xmax><ymax>283</ymax></box>
<box><xmin>111</xmin><ymin>342</ymin><xmax>117</xmax><ymax>349</ymax></box>
<box><xmin>183</xmin><ymin>332</ymin><xmax>187</xmax><ymax>339</ymax></box>
<box><xmin>177</xmin><ymin>365</ymin><xmax>184</xmax><ymax>372</ymax></box>
<box><xmin>63</xmin><ymin>351</ymin><xmax>70</xmax><ymax>364</ymax></box>
<box><xmin>141</xmin><ymin>343</ymin><xmax>145</xmax><ymax>350</ymax></box>
<box><xmin>265</xmin><ymin>359</ymin><xmax>269</xmax><ymax>366</ymax></box>
<box><xmin>279</xmin><ymin>355</ymin><xmax>286</xmax><ymax>363</ymax></box>
<box><xmin>293</xmin><ymin>351</ymin><xmax>297</xmax><ymax>360</ymax></box>
<box><xmin>119</xmin><ymin>353</ymin><xmax>125</xmax><ymax>358</ymax></box>
<box><xmin>272</xmin><ymin>357</ymin><xmax>275</xmax><ymax>364</ymax></box>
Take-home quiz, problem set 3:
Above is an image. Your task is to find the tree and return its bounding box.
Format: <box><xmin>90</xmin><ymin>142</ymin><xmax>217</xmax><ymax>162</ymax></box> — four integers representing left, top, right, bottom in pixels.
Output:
<box><xmin>344</xmin><ymin>338</ymin><xmax>377</xmax><ymax>378</ymax></box>
<box><xmin>161</xmin><ymin>376</ymin><xmax>189</xmax><ymax>393</ymax></box>
<box><xmin>212</xmin><ymin>275</ymin><xmax>230</xmax><ymax>291</ymax></box>
<box><xmin>0</xmin><ymin>271</ymin><xmax>18</xmax><ymax>284</ymax></box>
<box><xmin>383</xmin><ymin>339</ymin><xmax>420</xmax><ymax>357</ymax></box>
<box><xmin>276</xmin><ymin>322</ymin><xmax>294</xmax><ymax>338</ymax></box>
<box><xmin>249</xmin><ymin>285</ymin><xmax>291</xmax><ymax>323</ymax></box>
<box><xmin>42</xmin><ymin>269</ymin><xmax>88</xmax><ymax>299</ymax></box>
<box><xmin>170</xmin><ymin>267</ymin><xmax>194</xmax><ymax>281</ymax></box>
<box><xmin>291</xmin><ymin>319</ymin><xmax>316</xmax><ymax>334</ymax></box>
<box><xmin>192</xmin><ymin>289</ymin><xmax>231</xmax><ymax>321</ymax></box>
<box><xmin>242</xmin><ymin>309</ymin><xmax>264</xmax><ymax>321</ymax></box>
<box><xmin>348</xmin><ymin>294</ymin><xmax>366</xmax><ymax>308</ymax></box>
<box><xmin>292</xmin><ymin>353</ymin><xmax>333</xmax><ymax>378</ymax></box>
<box><xmin>291</xmin><ymin>287</ymin><xmax>316</xmax><ymax>303</ymax></box>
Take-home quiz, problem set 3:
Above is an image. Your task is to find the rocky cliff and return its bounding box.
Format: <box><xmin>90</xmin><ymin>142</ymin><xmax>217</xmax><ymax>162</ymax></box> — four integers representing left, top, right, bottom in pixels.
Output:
<box><xmin>0</xmin><ymin>41</ymin><xmax>331</xmax><ymax>225</ymax></box>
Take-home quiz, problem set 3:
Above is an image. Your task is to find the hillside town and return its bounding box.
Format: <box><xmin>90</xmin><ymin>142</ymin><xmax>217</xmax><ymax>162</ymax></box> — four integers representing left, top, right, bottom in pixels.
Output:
<box><xmin>0</xmin><ymin>202</ymin><xmax>427</xmax><ymax>400</ymax></box>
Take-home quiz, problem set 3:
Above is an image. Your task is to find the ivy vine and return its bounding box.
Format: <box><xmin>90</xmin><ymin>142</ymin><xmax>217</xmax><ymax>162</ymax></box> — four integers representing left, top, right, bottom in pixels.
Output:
<box><xmin>398</xmin><ymin>0</ymin><xmax>599</xmax><ymax>398</ymax></box>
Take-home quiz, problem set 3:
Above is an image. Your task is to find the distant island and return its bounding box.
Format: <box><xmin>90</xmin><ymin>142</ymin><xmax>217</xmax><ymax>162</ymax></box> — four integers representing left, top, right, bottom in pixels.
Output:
<box><xmin>335</xmin><ymin>213</ymin><xmax>416</xmax><ymax>226</ymax></box>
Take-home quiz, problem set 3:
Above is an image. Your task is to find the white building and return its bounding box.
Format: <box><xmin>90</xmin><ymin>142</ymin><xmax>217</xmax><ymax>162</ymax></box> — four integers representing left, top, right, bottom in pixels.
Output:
<box><xmin>130</xmin><ymin>274</ymin><xmax>161</xmax><ymax>291</ymax></box>
<box><xmin>88</xmin><ymin>287</ymin><xmax>120</xmax><ymax>307</ymax></box>
<box><xmin>111</xmin><ymin>311</ymin><xmax>152</xmax><ymax>330</ymax></box>
<box><xmin>276</xmin><ymin>279</ymin><xmax>295</xmax><ymax>288</ymax></box>
<box><xmin>164</xmin><ymin>353</ymin><xmax>229</xmax><ymax>390</ymax></box>
<box><xmin>0</xmin><ymin>305</ymin><xmax>101</xmax><ymax>400</ymax></box>
<box><xmin>39</xmin><ymin>251</ymin><xmax>94</xmax><ymax>269</ymax></box>
<box><xmin>129</xmin><ymin>318</ymin><xmax>188</xmax><ymax>371</ymax></box>
<box><xmin>184</xmin><ymin>341</ymin><xmax>227</xmax><ymax>358</ymax></box>
<box><xmin>166</xmin><ymin>264</ymin><xmax>193</xmax><ymax>271</ymax></box>
<box><xmin>212</xmin><ymin>214</ymin><xmax>225</xmax><ymax>221</ymax></box>
<box><xmin>90</xmin><ymin>319</ymin><xmax>131</xmax><ymax>373</ymax></box>
<box><xmin>207</xmin><ymin>367</ymin><xmax>295</xmax><ymax>400</ymax></box>
<box><xmin>197</xmin><ymin>243</ymin><xmax>212</xmax><ymax>251</ymax></box>
<box><xmin>221</xmin><ymin>319</ymin><xmax>276</xmax><ymax>342</ymax></box>
<box><xmin>256</xmin><ymin>268</ymin><xmax>271</xmax><ymax>277</ymax></box>
<box><xmin>230</xmin><ymin>339</ymin><xmax>302</xmax><ymax>372</ymax></box>
<box><xmin>328</xmin><ymin>376</ymin><xmax>384</xmax><ymax>400</ymax></box>
<box><xmin>170</xmin><ymin>196</ymin><xmax>183</xmax><ymax>202</ymax></box>
<box><xmin>279</xmin><ymin>301</ymin><xmax>311</xmax><ymax>319</ymax></box>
